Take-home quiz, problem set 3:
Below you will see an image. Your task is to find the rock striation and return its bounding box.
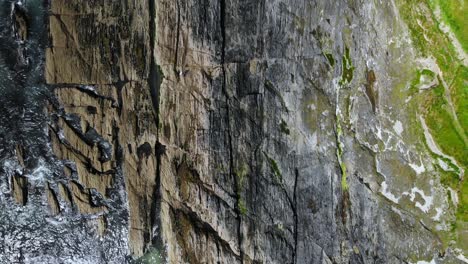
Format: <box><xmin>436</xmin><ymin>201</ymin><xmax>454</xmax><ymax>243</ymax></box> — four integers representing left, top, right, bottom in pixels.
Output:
<box><xmin>0</xmin><ymin>0</ymin><xmax>466</xmax><ymax>263</ymax></box>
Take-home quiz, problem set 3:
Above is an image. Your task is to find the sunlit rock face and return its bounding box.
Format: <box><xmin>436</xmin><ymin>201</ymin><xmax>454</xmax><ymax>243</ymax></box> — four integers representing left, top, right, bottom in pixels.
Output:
<box><xmin>0</xmin><ymin>0</ymin><xmax>466</xmax><ymax>263</ymax></box>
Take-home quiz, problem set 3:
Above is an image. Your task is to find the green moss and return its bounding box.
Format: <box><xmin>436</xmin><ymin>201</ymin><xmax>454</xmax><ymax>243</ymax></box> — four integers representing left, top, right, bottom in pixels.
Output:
<box><xmin>424</xmin><ymin>84</ymin><xmax>467</xmax><ymax>165</ymax></box>
<box><xmin>407</xmin><ymin>70</ymin><xmax>422</xmax><ymax>96</ymax></box>
<box><xmin>396</xmin><ymin>0</ymin><xmax>467</xmax><ymax>252</ymax></box>
<box><xmin>421</xmin><ymin>69</ymin><xmax>435</xmax><ymax>77</ymax></box>
<box><xmin>398</xmin><ymin>0</ymin><xmax>458</xmax><ymax>73</ymax></box>
<box><xmin>451</xmin><ymin>66</ymin><xmax>468</xmax><ymax>133</ymax></box>
<box><xmin>234</xmin><ymin>163</ymin><xmax>249</xmax><ymax>216</ymax></box>
<box><xmin>433</xmin><ymin>0</ymin><xmax>468</xmax><ymax>52</ymax></box>
<box><xmin>397</xmin><ymin>0</ymin><xmax>467</xmax><ymax>160</ymax></box>
<box><xmin>339</xmin><ymin>46</ymin><xmax>354</xmax><ymax>86</ymax></box>
<box><xmin>238</xmin><ymin>198</ymin><xmax>247</xmax><ymax>216</ymax></box>
<box><xmin>340</xmin><ymin>161</ymin><xmax>348</xmax><ymax>190</ymax></box>
<box><xmin>437</xmin><ymin>167</ymin><xmax>460</xmax><ymax>189</ymax></box>
<box><xmin>335</xmin><ymin>116</ymin><xmax>348</xmax><ymax>190</ymax></box>
<box><xmin>324</xmin><ymin>52</ymin><xmax>335</xmax><ymax>67</ymax></box>
<box><xmin>234</xmin><ymin>163</ymin><xmax>248</xmax><ymax>187</ymax></box>
<box><xmin>279</xmin><ymin>119</ymin><xmax>290</xmax><ymax>135</ymax></box>
<box><xmin>264</xmin><ymin>153</ymin><xmax>282</xmax><ymax>184</ymax></box>
<box><xmin>438</xmin><ymin>156</ymin><xmax>461</xmax><ymax>175</ymax></box>
<box><xmin>335</xmin><ymin>44</ymin><xmax>349</xmax><ymax>190</ymax></box>
<box><xmin>457</xmin><ymin>178</ymin><xmax>468</xmax><ymax>222</ymax></box>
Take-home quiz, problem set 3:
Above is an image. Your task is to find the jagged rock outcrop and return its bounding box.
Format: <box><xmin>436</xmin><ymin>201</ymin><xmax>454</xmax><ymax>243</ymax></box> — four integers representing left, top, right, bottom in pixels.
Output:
<box><xmin>47</xmin><ymin>0</ymin><xmax>161</xmax><ymax>258</ymax></box>
<box><xmin>0</xmin><ymin>0</ymin><xmax>466</xmax><ymax>263</ymax></box>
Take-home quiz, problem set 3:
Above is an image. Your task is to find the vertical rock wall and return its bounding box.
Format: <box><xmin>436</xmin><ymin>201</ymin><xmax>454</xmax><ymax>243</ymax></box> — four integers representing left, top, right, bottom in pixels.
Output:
<box><xmin>154</xmin><ymin>0</ymin><xmax>465</xmax><ymax>263</ymax></box>
<box><xmin>0</xmin><ymin>0</ymin><xmax>466</xmax><ymax>263</ymax></box>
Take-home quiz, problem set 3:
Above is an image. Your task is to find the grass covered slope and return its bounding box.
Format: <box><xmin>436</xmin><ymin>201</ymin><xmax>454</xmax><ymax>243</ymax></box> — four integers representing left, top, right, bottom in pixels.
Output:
<box><xmin>433</xmin><ymin>0</ymin><xmax>468</xmax><ymax>53</ymax></box>
<box><xmin>397</xmin><ymin>0</ymin><xmax>467</xmax><ymax>252</ymax></box>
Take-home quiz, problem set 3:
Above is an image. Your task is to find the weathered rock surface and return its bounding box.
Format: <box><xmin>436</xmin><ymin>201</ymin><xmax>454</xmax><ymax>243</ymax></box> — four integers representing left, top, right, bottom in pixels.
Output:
<box><xmin>0</xmin><ymin>0</ymin><xmax>466</xmax><ymax>263</ymax></box>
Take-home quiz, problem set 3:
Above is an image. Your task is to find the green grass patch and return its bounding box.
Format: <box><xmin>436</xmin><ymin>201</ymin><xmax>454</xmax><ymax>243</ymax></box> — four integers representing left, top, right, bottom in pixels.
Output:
<box><xmin>397</xmin><ymin>0</ymin><xmax>467</xmax><ymax>165</ymax></box>
<box><xmin>399</xmin><ymin>0</ymin><xmax>459</xmax><ymax>75</ymax></box>
<box><xmin>450</xmin><ymin>65</ymin><xmax>468</xmax><ymax>134</ymax></box>
<box><xmin>438</xmin><ymin>166</ymin><xmax>460</xmax><ymax>189</ymax></box>
<box><xmin>434</xmin><ymin>0</ymin><xmax>468</xmax><ymax>52</ymax></box>
<box><xmin>396</xmin><ymin>0</ymin><xmax>467</xmax><ymax>251</ymax></box>
<box><xmin>457</xmin><ymin>179</ymin><xmax>468</xmax><ymax>221</ymax></box>
<box><xmin>410</xmin><ymin>70</ymin><xmax>422</xmax><ymax>93</ymax></box>
<box><xmin>424</xmin><ymin>84</ymin><xmax>467</xmax><ymax>165</ymax></box>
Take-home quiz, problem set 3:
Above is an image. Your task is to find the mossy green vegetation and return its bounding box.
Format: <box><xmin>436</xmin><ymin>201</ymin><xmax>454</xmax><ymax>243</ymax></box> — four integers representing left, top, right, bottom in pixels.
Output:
<box><xmin>424</xmin><ymin>83</ymin><xmax>467</xmax><ymax>165</ymax></box>
<box><xmin>438</xmin><ymin>168</ymin><xmax>459</xmax><ymax>190</ymax></box>
<box><xmin>335</xmin><ymin>46</ymin><xmax>352</xmax><ymax>190</ymax></box>
<box><xmin>399</xmin><ymin>0</ymin><xmax>458</xmax><ymax>69</ymax></box>
<box><xmin>430</xmin><ymin>0</ymin><xmax>468</xmax><ymax>52</ymax></box>
<box><xmin>398</xmin><ymin>0</ymin><xmax>467</xmax><ymax>172</ymax></box>
<box><xmin>324</xmin><ymin>52</ymin><xmax>335</xmax><ymax>67</ymax></box>
<box><xmin>421</xmin><ymin>69</ymin><xmax>435</xmax><ymax>78</ymax></box>
<box><xmin>235</xmin><ymin>162</ymin><xmax>248</xmax><ymax>187</ymax></box>
<box><xmin>458</xmin><ymin>179</ymin><xmax>468</xmax><ymax>222</ymax></box>
<box><xmin>264</xmin><ymin>152</ymin><xmax>282</xmax><ymax>184</ymax></box>
<box><xmin>238</xmin><ymin>198</ymin><xmax>248</xmax><ymax>216</ymax></box>
<box><xmin>234</xmin><ymin>163</ymin><xmax>248</xmax><ymax>216</ymax></box>
<box><xmin>339</xmin><ymin>47</ymin><xmax>354</xmax><ymax>86</ymax></box>
<box><xmin>335</xmin><ymin>116</ymin><xmax>348</xmax><ymax>190</ymax></box>
<box><xmin>451</xmin><ymin>66</ymin><xmax>468</xmax><ymax>134</ymax></box>
<box><xmin>396</xmin><ymin>0</ymin><xmax>467</xmax><ymax>252</ymax></box>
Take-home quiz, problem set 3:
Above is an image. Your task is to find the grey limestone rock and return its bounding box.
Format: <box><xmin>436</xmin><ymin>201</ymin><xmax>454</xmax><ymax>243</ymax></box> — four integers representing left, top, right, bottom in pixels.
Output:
<box><xmin>0</xmin><ymin>0</ymin><xmax>466</xmax><ymax>263</ymax></box>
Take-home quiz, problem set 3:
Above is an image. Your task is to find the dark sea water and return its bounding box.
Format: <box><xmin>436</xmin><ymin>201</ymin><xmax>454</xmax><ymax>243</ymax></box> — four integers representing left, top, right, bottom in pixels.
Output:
<box><xmin>0</xmin><ymin>0</ymin><xmax>51</xmax><ymax>165</ymax></box>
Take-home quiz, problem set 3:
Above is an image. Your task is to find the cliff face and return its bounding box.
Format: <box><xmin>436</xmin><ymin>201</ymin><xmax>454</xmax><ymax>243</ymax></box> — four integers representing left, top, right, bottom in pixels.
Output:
<box><xmin>0</xmin><ymin>0</ymin><xmax>466</xmax><ymax>263</ymax></box>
